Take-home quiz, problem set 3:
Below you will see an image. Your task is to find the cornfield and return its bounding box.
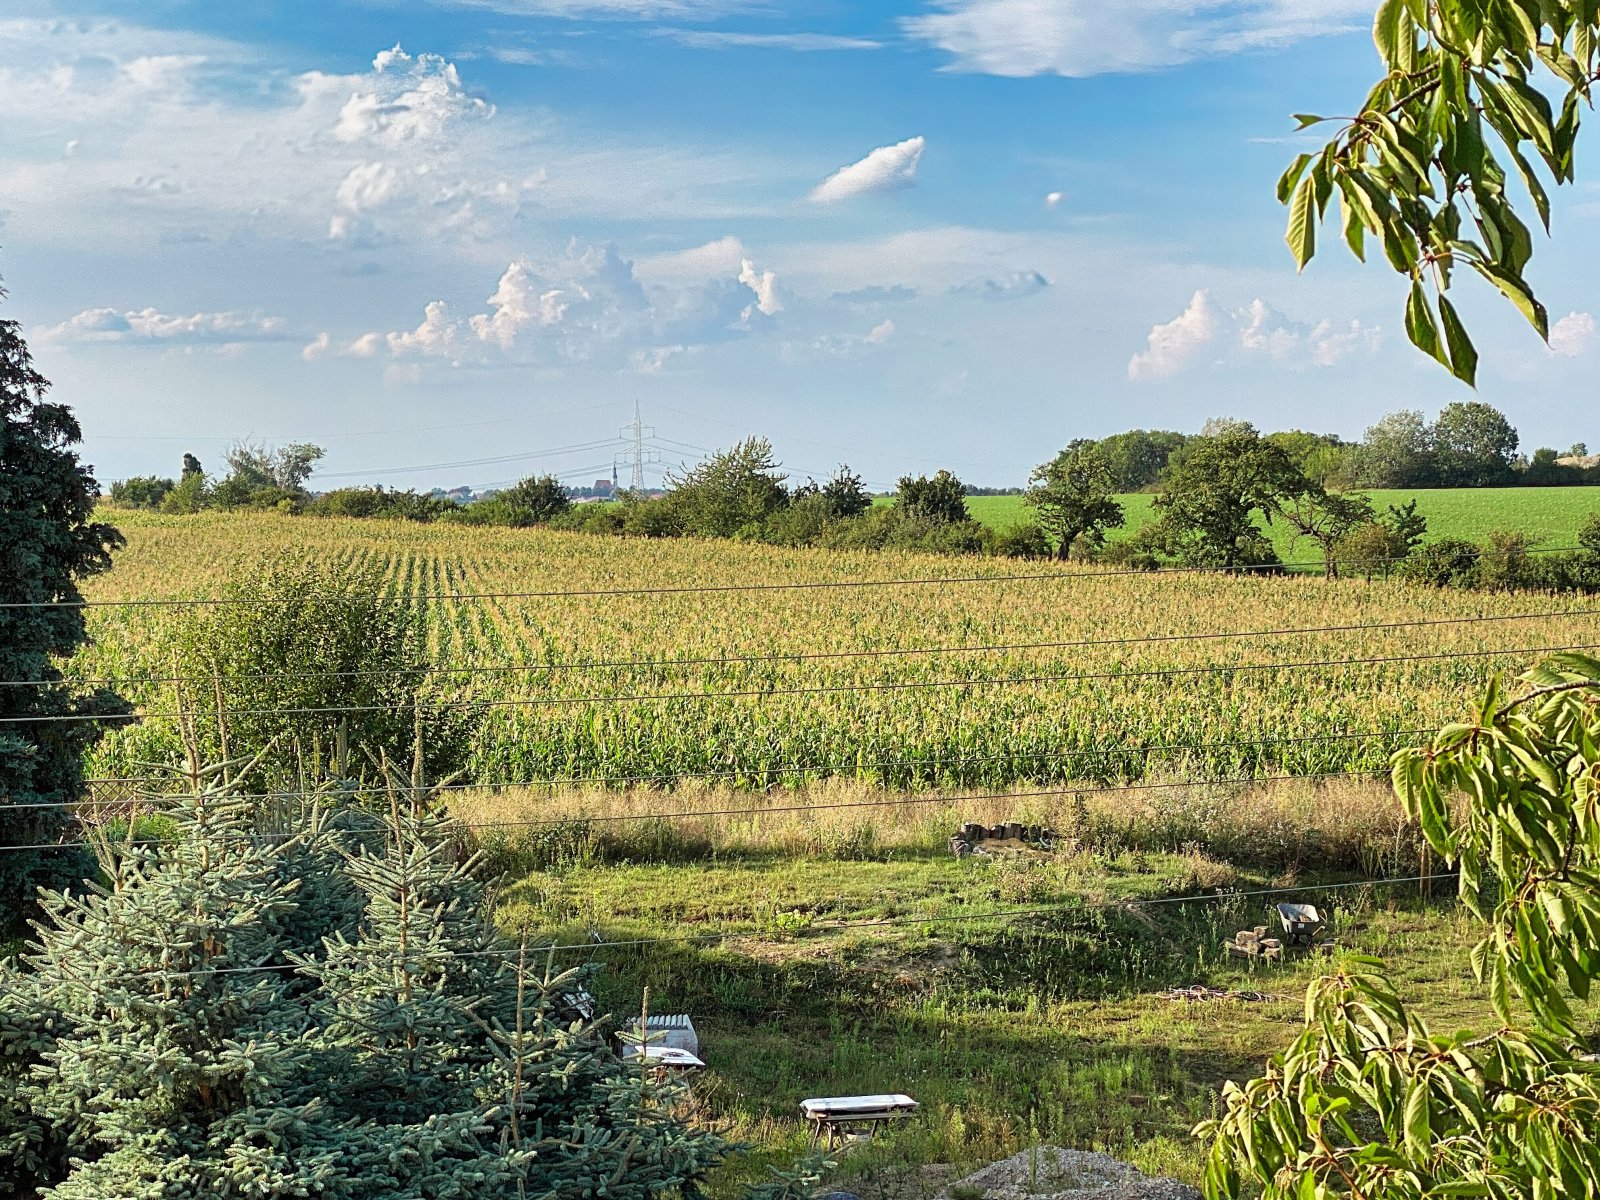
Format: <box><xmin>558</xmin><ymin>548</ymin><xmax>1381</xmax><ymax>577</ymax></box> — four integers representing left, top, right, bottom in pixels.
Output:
<box><xmin>74</xmin><ymin>509</ymin><xmax>1598</xmax><ymax>790</ymax></box>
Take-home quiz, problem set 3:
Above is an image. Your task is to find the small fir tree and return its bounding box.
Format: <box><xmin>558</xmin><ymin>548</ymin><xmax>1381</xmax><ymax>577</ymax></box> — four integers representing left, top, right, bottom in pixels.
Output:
<box><xmin>0</xmin><ymin>763</ymin><xmax>727</xmax><ymax>1196</ymax></box>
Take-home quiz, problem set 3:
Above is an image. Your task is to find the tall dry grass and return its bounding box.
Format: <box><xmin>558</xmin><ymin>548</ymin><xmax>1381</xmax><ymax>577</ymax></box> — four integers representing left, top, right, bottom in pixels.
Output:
<box><xmin>450</xmin><ymin>773</ymin><xmax>1416</xmax><ymax>877</ymax></box>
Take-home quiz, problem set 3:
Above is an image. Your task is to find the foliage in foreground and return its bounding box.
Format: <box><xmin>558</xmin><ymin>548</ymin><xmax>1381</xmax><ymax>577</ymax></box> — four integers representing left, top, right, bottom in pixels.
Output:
<box><xmin>0</xmin><ymin>764</ymin><xmax>726</xmax><ymax>1197</ymax></box>
<box><xmin>1285</xmin><ymin>0</ymin><xmax>1597</xmax><ymax>383</ymax></box>
<box><xmin>1202</xmin><ymin>652</ymin><xmax>1600</xmax><ymax>1198</ymax></box>
<box><xmin>0</xmin><ymin>285</ymin><xmax>124</xmax><ymax>934</ymax></box>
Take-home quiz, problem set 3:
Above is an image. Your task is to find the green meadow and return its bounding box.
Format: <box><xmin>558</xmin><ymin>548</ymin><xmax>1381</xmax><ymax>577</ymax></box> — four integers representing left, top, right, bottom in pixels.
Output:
<box><xmin>962</xmin><ymin>487</ymin><xmax>1600</xmax><ymax>561</ymax></box>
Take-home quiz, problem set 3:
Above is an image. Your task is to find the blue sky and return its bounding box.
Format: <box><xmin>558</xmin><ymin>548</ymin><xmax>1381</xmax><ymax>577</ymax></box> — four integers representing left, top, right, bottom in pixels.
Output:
<box><xmin>3</xmin><ymin>0</ymin><xmax>1596</xmax><ymax>492</ymax></box>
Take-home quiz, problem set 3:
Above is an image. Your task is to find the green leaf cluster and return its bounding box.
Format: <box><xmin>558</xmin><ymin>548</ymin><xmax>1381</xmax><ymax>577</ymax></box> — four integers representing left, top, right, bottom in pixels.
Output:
<box><xmin>1199</xmin><ymin>651</ymin><xmax>1600</xmax><ymax>1198</ymax></box>
<box><xmin>1283</xmin><ymin>0</ymin><xmax>1595</xmax><ymax>382</ymax></box>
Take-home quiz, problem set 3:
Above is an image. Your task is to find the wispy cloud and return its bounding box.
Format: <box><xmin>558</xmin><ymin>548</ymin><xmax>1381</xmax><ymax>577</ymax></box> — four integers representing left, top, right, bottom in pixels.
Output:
<box><xmin>42</xmin><ymin>306</ymin><xmax>291</xmax><ymax>348</ymax></box>
<box><xmin>903</xmin><ymin>0</ymin><xmax>1371</xmax><ymax>77</ymax></box>
<box><xmin>652</xmin><ymin>29</ymin><xmax>882</xmax><ymax>50</ymax></box>
<box><xmin>0</xmin><ymin>18</ymin><xmax>790</xmax><ymax>272</ymax></box>
<box><xmin>952</xmin><ymin>269</ymin><xmax>1049</xmax><ymax>299</ymax></box>
<box><xmin>432</xmin><ymin>0</ymin><xmax>754</xmax><ymax>16</ymax></box>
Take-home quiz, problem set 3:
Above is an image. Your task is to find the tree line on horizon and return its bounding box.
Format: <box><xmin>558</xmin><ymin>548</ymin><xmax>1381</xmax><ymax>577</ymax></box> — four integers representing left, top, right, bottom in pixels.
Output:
<box><xmin>107</xmin><ymin>398</ymin><xmax>1595</xmax><ymax>524</ymax></box>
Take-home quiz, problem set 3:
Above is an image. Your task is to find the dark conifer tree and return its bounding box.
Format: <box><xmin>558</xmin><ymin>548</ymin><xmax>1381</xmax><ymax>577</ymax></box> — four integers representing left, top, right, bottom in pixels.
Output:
<box><xmin>0</xmin><ymin>281</ymin><xmax>124</xmax><ymax>934</ymax></box>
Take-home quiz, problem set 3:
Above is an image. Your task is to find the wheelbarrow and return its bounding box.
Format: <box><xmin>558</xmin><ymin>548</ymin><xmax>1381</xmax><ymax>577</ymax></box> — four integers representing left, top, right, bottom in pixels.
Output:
<box><xmin>1277</xmin><ymin>902</ymin><xmax>1325</xmax><ymax>946</ymax></box>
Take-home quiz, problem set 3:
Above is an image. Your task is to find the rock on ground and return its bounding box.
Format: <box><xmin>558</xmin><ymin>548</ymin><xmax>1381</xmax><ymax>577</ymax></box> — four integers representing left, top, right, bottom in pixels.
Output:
<box><xmin>936</xmin><ymin>1147</ymin><xmax>1200</xmax><ymax>1200</ymax></box>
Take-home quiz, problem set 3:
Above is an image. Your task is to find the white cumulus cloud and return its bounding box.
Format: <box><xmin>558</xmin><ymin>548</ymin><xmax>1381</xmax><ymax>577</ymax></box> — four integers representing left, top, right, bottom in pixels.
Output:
<box><xmin>1130</xmin><ymin>292</ymin><xmax>1380</xmax><ymax>380</ymax></box>
<box><xmin>810</xmin><ymin>136</ymin><xmax>925</xmax><ymax>203</ymax></box>
<box><xmin>904</xmin><ymin>0</ymin><xmax>1371</xmax><ymax>77</ymax></box>
<box><xmin>1127</xmin><ymin>290</ymin><xmax>1220</xmax><ymax>380</ymax></box>
<box><xmin>332</xmin><ymin>45</ymin><xmax>492</xmax><ymax>143</ymax></box>
<box><xmin>1549</xmin><ymin>311</ymin><xmax>1596</xmax><ymax>358</ymax></box>
<box><xmin>305</xmin><ymin>330</ymin><xmax>387</xmax><ymax>360</ymax></box>
<box><xmin>737</xmin><ymin>257</ymin><xmax>781</xmax><ymax>319</ymax></box>
<box><xmin>466</xmin><ymin>242</ymin><xmax>649</xmax><ymax>355</ymax></box>
<box><xmin>354</xmin><ymin>240</ymin><xmax>788</xmax><ymax>371</ymax></box>
<box><xmin>329</xmin><ymin>160</ymin><xmax>402</xmax><ymax>238</ymax></box>
<box><xmin>387</xmin><ymin>300</ymin><xmax>461</xmax><ymax>358</ymax></box>
<box><xmin>1237</xmin><ymin>299</ymin><xmax>1380</xmax><ymax>367</ymax></box>
<box><xmin>1045</xmin><ymin>190</ymin><xmax>1063</xmax><ymax>207</ymax></box>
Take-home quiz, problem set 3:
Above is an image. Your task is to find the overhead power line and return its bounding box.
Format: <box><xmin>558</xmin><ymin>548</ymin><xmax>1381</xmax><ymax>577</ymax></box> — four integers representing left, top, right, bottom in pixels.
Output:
<box><xmin>18</xmin><ymin>761</ymin><xmax>1391</xmax><ymax>819</ymax></box>
<box><xmin>3</xmin><ymin>640</ymin><xmax>1591</xmax><ymax>726</ymax></box>
<box><xmin>7</xmin><ymin>606</ymin><xmax>1595</xmax><ymax>692</ymax></box>
<box><xmin>53</xmin><ymin>724</ymin><xmax>1427</xmax><ymax>813</ymax></box>
<box><xmin>313</xmin><ymin>438</ymin><xmax>627</xmax><ymax>481</ymax></box>
<box><xmin>12</xmin><ymin>544</ymin><xmax>1588</xmax><ymax>611</ymax></box>
<box><xmin>23</xmin><ymin>873</ymin><xmax>1450</xmax><ymax>982</ymax></box>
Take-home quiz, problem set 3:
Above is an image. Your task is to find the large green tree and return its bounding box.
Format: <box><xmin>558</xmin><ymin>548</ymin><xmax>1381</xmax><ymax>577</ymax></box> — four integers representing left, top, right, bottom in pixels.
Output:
<box><xmin>0</xmin><ymin>289</ymin><xmax>124</xmax><ymax>935</ymax></box>
<box><xmin>1353</xmin><ymin>409</ymin><xmax>1438</xmax><ymax>488</ymax></box>
<box><xmin>665</xmin><ymin>437</ymin><xmax>790</xmax><ymax>538</ymax></box>
<box><xmin>895</xmin><ymin>469</ymin><xmax>970</xmax><ymax>525</ymax></box>
<box><xmin>1285</xmin><ymin>1</ymin><xmax>1598</xmax><ymax>382</ymax></box>
<box><xmin>1432</xmin><ymin>399</ymin><xmax>1520</xmax><ymax>486</ymax></box>
<box><xmin>1025</xmin><ymin>440</ymin><xmax>1125</xmax><ymax>560</ymax></box>
<box><xmin>1147</xmin><ymin>424</ymin><xmax>1315</xmax><ymax>569</ymax></box>
<box><xmin>1092</xmin><ymin>429</ymin><xmax>1189</xmax><ymax>491</ymax></box>
<box><xmin>498</xmin><ymin>473</ymin><xmax>572</xmax><ymax>524</ymax></box>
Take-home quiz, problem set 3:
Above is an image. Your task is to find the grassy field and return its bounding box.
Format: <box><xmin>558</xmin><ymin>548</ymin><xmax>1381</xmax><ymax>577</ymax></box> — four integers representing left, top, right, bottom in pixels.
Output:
<box><xmin>468</xmin><ymin>776</ymin><xmax>1495</xmax><ymax>1197</ymax></box>
<box><xmin>963</xmin><ymin>486</ymin><xmax>1600</xmax><ymax>560</ymax></box>
<box><xmin>505</xmin><ymin>487</ymin><xmax>1599</xmax><ymax>554</ymax></box>
<box><xmin>79</xmin><ymin>509</ymin><xmax>1600</xmax><ymax>789</ymax></box>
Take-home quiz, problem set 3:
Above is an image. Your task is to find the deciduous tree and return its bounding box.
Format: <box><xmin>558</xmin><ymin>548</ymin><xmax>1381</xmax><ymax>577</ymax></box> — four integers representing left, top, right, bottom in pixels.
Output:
<box><xmin>498</xmin><ymin>473</ymin><xmax>573</xmax><ymax>524</ymax></box>
<box><xmin>1432</xmin><ymin>400</ymin><xmax>1519</xmax><ymax>486</ymax></box>
<box><xmin>1025</xmin><ymin>440</ymin><xmax>1125</xmax><ymax>560</ymax></box>
<box><xmin>1280</xmin><ymin>489</ymin><xmax>1376</xmax><ymax>578</ymax></box>
<box><xmin>1147</xmin><ymin>425</ymin><xmax>1314</xmax><ymax>569</ymax></box>
<box><xmin>665</xmin><ymin>437</ymin><xmax>789</xmax><ymax>538</ymax></box>
<box><xmin>895</xmin><ymin>469</ymin><xmax>969</xmax><ymax>526</ymax></box>
<box><xmin>1353</xmin><ymin>410</ymin><xmax>1437</xmax><ymax>488</ymax></box>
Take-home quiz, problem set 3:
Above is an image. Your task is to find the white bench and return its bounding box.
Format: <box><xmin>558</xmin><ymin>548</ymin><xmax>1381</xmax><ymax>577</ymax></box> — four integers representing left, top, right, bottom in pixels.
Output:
<box><xmin>801</xmin><ymin>1094</ymin><xmax>918</xmax><ymax>1147</ymax></box>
